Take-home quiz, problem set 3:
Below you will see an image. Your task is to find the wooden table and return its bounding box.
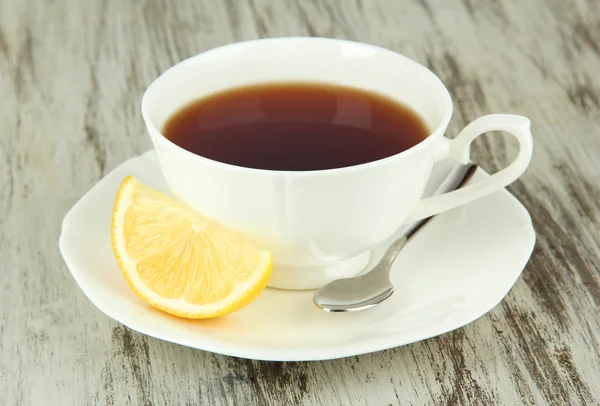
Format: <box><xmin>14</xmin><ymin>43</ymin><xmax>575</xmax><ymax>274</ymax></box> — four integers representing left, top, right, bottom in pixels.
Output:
<box><xmin>2</xmin><ymin>0</ymin><xmax>599</xmax><ymax>404</ymax></box>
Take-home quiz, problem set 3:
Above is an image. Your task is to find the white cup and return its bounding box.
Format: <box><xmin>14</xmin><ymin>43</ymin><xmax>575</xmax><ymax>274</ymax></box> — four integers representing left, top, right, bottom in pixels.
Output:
<box><xmin>142</xmin><ymin>38</ymin><xmax>533</xmax><ymax>290</ymax></box>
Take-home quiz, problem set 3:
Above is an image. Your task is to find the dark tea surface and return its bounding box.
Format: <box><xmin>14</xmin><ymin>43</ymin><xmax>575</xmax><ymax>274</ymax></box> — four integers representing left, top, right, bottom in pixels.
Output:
<box><xmin>162</xmin><ymin>83</ymin><xmax>429</xmax><ymax>171</ymax></box>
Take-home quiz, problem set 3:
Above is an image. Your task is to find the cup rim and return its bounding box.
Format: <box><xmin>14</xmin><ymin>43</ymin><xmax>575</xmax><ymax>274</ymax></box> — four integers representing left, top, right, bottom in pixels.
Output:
<box><xmin>141</xmin><ymin>37</ymin><xmax>453</xmax><ymax>176</ymax></box>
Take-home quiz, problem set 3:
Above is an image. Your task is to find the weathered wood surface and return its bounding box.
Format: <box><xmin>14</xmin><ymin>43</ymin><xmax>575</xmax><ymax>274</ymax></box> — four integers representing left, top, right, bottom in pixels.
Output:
<box><xmin>1</xmin><ymin>0</ymin><xmax>600</xmax><ymax>404</ymax></box>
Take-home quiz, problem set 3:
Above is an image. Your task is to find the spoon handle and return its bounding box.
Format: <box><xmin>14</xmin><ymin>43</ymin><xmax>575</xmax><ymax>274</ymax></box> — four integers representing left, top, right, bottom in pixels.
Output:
<box><xmin>403</xmin><ymin>163</ymin><xmax>478</xmax><ymax>239</ymax></box>
<box><xmin>374</xmin><ymin>163</ymin><xmax>478</xmax><ymax>270</ymax></box>
<box><xmin>376</xmin><ymin>235</ymin><xmax>409</xmax><ymax>267</ymax></box>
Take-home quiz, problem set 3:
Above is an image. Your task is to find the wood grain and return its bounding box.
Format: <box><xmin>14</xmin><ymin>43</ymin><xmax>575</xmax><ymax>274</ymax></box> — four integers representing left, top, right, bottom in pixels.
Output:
<box><xmin>1</xmin><ymin>0</ymin><xmax>599</xmax><ymax>404</ymax></box>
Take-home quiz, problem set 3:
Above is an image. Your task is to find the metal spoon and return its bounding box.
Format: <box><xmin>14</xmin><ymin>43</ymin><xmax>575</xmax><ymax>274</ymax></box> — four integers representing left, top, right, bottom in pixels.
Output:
<box><xmin>313</xmin><ymin>163</ymin><xmax>478</xmax><ymax>312</ymax></box>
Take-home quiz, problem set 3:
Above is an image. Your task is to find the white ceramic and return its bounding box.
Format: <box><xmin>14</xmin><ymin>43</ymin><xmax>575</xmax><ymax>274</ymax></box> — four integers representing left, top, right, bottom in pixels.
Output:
<box><xmin>59</xmin><ymin>151</ymin><xmax>536</xmax><ymax>361</ymax></box>
<box><xmin>142</xmin><ymin>38</ymin><xmax>534</xmax><ymax>290</ymax></box>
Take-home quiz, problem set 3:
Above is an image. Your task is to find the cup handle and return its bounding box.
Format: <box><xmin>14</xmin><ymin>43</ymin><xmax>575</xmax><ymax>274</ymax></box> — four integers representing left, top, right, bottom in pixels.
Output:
<box><xmin>405</xmin><ymin>114</ymin><xmax>533</xmax><ymax>223</ymax></box>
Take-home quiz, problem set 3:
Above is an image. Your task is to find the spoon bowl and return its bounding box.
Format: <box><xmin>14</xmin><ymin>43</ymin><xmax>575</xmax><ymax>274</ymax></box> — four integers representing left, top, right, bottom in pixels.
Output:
<box><xmin>314</xmin><ymin>272</ymin><xmax>395</xmax><ymax>312</ymax></box>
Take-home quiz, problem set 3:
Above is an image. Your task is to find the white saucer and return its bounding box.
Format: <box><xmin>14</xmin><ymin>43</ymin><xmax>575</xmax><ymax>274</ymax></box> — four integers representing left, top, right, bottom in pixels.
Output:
<box><xmin>59</xmin><ymin>151</ymin><xmax>535</xmax><ymax>361</ymax></box>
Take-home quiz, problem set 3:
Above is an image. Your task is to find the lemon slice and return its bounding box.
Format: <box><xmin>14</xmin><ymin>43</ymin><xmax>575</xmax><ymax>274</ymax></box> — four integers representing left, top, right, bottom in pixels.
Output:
<box><xmin>111</xmin><ymin>176</ymin><xmax>272</xmax><ymax>319</ymax></box>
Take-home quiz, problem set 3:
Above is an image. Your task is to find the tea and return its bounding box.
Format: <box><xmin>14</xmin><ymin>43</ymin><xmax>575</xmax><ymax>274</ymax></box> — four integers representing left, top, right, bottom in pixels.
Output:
<box><xmin>162</xmin><ymin>83</ymin><xmax>429</xmax><ymax>171</ymax></box>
